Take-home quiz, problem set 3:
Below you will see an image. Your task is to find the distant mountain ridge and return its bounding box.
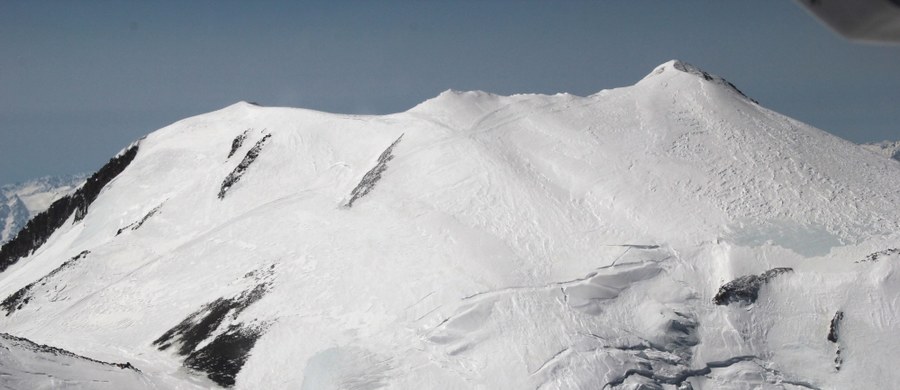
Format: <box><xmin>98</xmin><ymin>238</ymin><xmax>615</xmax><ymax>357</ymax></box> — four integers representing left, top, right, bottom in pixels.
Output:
<box><xmin>0</xmin><ymin>174</ymin><xmax>86</xmax><ymax>245</ymax></box>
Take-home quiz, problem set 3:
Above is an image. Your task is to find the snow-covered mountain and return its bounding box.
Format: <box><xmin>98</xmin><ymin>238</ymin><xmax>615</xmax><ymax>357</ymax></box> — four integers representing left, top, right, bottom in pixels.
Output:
<box><xmin>1</xmin><ymin>60</ymin><xmax>899</xmax><ymax>389</ymax></box>
<box><xmin>862</xmin><ymin>140</ymin><xmax>900</xmax><ymax>162</ymax></box>
<box><xmin>0</xmin><ymin>174</ymin><xmax>86</xmax><ymax>246</ymax></box>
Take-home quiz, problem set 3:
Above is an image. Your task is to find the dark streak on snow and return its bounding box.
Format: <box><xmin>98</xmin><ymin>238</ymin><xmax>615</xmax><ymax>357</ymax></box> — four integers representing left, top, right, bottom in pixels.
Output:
<box><xmin>152</xmin><ymin>283</ymin><xmax>270</xmax><ymax>387</ymax></box>
<box><xmin>855</xmin><ymin>248</ymin><xmax>899</xmax><ymax>263</ymax></box>
<box><xmin>219</xmin><ymin>134</ymin><xmax>271</xmax><ymax>199</ymax></box>
<box><xmin>615</xmin><ymin>244</ymin><xmax>661</xmax><ymax>250</ymax></box>
<box><xmin>827</xmin><ymin>311</ymin><xmax>843</xmax><ymax>343</ymax></box>
<box><xmin>343</xmin><ymin>134</ymin><xmax>404</xmax><ymax>208</ymax></box>
<box><xmin>227</xmin><ymin>130</ymin><xmax>250</xmax><ymax>159</ymax></box>
<box><xmin>828</xmin><ymin>311</ymin><xmax>844</xmax><ymax>371</ymax></box>
<box><xmin>116</xmin><ymin>203</ymin><xmax>164</xmax><ymax>236</ymax></box>
<box><xmin>713</xmin><ymin>267</ymin><xmax>793</xmax><ymax>306</ymax></box>
<box><xmin>0</xmin><ymin>145</ymin><xmax>138</xmax><ymax>274</ymax></box>
<box><xmin>1</xmin><ymin>250</ymin><xmax>90</xmax><ymax>316</ymax></box>
<box><xmin>0</xmin><ymin>332</ymin><xmax>140</xmax><ymax>372</ymax></box>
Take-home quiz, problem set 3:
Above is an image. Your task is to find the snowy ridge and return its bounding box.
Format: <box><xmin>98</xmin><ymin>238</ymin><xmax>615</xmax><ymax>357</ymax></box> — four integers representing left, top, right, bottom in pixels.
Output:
<box><xmin>862</xmin><ymin>140</ymin><xmax>900</xmax><ymax>161</ymax></box>
<box><xmin>0</xmin><ymin>333</ymin><xmax>148</xmax><ymax>388</ymax></box>
<box><xmin>0</xmin><ymin>61</ymin><xmax>899</xmax><ymax>388</ymax></box>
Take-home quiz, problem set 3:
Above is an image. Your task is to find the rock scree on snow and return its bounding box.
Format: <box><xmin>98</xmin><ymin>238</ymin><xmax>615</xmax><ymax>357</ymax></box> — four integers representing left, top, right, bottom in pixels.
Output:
<box><xmin>219</xmin><ymin>133</ymin><xmax>272</xmax><ymax>199</ymax></box>
<box><xmin>343</xmin><ymin>134</ymin><xmax>404</xmax><ymax>208</ymax></box>
<box><xmin>153</xmin><ymin>283</ymin><xmax>270</xmax><ymax>387</ymax></box>
<box><xmin>227</xmin><ymin>129</ymin><xmax>251</xmax><ymax>159</ymax></box>
<box><xmin>116</xmin><ymin>202</ymin><xmax>164</xmax><ymax>236</ymax></box>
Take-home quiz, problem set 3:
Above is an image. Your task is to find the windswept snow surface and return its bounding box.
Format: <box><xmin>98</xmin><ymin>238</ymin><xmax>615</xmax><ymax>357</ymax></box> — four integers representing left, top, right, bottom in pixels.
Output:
<box><xmin>1</xmin><ymin>60</ymin><xmax>899</xmax><ymax>389</ymax></box>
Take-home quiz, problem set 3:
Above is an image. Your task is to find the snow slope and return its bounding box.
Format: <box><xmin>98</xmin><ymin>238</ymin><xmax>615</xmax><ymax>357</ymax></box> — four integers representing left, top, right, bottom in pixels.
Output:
<box><xmin>0</xmin><ymin>60</ymin><xmax>899</xmax><ymax>389</ymax></box>
<box><xmin>0</xmin><ymin>174</ymin><xmax>86</xmax><ymax>245</ymax></box>
<box><xmin>0</xmin><ymin>332</ymin><xmax>150</xmax><ymax>389</ymax></box>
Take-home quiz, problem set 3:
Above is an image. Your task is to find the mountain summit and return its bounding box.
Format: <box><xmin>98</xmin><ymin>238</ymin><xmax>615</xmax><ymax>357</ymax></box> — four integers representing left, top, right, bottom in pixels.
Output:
<box><xmin>0</xmin><ymin>61</ymin><xmax>898</xmax><ymax>389</ymax></box>
<box><xmin>639</xmin><ymin>59</ymin><xmax>757</xmax><ymax>102</ymax></box>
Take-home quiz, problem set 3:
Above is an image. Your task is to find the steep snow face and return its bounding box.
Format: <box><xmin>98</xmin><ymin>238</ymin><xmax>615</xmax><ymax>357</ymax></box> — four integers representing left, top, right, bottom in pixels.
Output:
<box><xmin>0</xmin><ymin>174</ymin><xmax>86</xmax><ymax>245</ymax></box>
<box><xmin>0</xmin><ymin>60</ymin><xmax>899</xmax><ymax>389</ymax></box>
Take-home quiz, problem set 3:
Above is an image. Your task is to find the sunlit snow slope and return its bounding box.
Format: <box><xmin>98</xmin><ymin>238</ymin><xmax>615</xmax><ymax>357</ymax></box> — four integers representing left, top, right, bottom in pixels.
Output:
<box><xmin>1</xmin><ymin>60</ymin><xmax>899</xmax><ymax>389</ymax></box>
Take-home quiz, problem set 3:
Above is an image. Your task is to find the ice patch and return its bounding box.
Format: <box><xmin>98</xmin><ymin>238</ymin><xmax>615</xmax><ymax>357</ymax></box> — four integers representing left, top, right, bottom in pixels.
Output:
<box><xmin>300</xmin><ymin>347</ymin><xmax>391</xmax><ymax>390</ymax></box>
<box><xmin>726</xmin><ymin>221</ymin><xmax>843</xmax><ymax>257</ymax></box>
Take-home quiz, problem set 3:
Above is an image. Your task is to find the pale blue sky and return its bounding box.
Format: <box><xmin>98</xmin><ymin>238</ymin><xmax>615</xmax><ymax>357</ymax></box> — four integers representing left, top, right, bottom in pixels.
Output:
<box><xmin>2</xmin><ymin>1</ymin><xmax>899</xmax><ymax>184</ymax></box>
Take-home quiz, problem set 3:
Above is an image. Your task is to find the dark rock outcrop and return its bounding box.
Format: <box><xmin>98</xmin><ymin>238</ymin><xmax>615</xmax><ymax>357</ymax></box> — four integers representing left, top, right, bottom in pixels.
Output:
<box><xmin>183</xmin><ymin>324</ymin><xmax>266</xmax><ymax>387</ymax></box>
<box><xmin>856</xmin><ymin>248</ymin><xmax>900</xmax><ymax>263</ymax></box>
<box><xmin>828</xmin><ymin>311</ymin><xmax>844</xmax><ymax>371</ymax></box>
<box><xmin>116</xmin><ymin>203</ymin><xmax>163</xmax><ymax>236</ymax></box>
<box><xmin>153</xmin><ymin>283</ymin><xmax>269</xmax><ymax>387</ymax></box>
<box><xmin>227</xmin><ymin>130</ymin><xmax>250</xmax><ymax>159</ymax></box>
<box><xmin>713</xmin><ymin>267</ymin><xmax>793</xmax><ymax>306</ymax></box>
<box><xmin>0</xmin><ymin>145</ymin><xmax>138</xmax><ymax>274</ymax></box>
<box><xmin>219</xmin><ymin>134</ymin><xmax>271</xmax><ymax>199</ymax></box>
<box><xmin>827</xmin><ymin>311</ymin><xmax>843</xmax><ymax>343</ymax></box>
<box><xmin>344</xmin><ymin>134</ymin><xmax>403</xmax><ymax>208</ymax></box>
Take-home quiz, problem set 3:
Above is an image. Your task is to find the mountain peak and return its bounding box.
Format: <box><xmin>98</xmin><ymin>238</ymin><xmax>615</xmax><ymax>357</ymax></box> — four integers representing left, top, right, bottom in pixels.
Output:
<box><xmin>641</xmin><ymin>59</ymin><xmax>757</xmax><ymax>103</ymax></box>
<box><xmin>645</xmin><ymin>59</ymin><xmax>718</xmax><ymax>80</ymax></box>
